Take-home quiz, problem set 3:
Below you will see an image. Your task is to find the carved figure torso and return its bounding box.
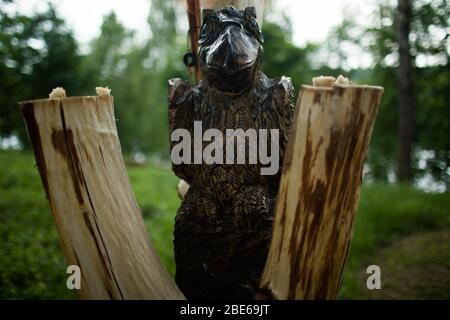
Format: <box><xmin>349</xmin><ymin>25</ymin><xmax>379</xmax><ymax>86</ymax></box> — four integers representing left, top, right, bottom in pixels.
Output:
<box><xmin>168</xmin><ymin>6</ymin><xmax>294</xmax><ymax>299</ymax></box>
<box><xmin>169</xmin><ymin>74</ymin><xmax>292</xmax><ymax>202</ymax></box>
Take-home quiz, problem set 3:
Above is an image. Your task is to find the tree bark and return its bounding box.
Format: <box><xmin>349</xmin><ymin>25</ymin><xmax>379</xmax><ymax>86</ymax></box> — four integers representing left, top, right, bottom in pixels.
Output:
<box><xmin>186</xmin><ymin>0</ymin><xmax>203</xmax><ymax>83</ymax></box>
<box><xmin>20</xmin><ymin>96</ymin><xmax>184</xmax><ymax>300</ymax></box>
<box><xmin>395</xmin><ymin>0</ymin><xmax>415</xmax><ymax>183</ymax></box>
<box><xmin>259</xmin><ymin>84</ymin><xmax>383</xmax><ymax>299</ymax></box>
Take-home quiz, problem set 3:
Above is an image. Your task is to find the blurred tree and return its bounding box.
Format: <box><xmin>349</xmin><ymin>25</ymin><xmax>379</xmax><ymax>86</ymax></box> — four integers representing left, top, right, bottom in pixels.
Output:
<box><xmin>371</xmin><ymin>0</ymin><xmax>449</xmax><ymax>187</ymax></box>
<box><xmin>140</xmin><ymin>0</ymin><xmax>186</xmax><ymax>155</ymax></box>
<box><xmin>323</xmin><ymin>0</ymin><xmax>449</xmax><ymax>187</ymax></box>
<box><xmin>1</xmin><ymin>0</ymin><xmax>447</xmax><ymax>187</ymax></box>
<box><xmin>82</xmin><ymin>2</ymin><xmax>186</xmax><ymax>157</ymax></box>
<box><xmin>395</xmin><ymin>0</ymin><xmax>415</xmax><ymax>183</ymax></box>
<box><xmin>81</xmin><ymin>12</ymin><xmax>134</xmax><ymax>87</ymax></box>
<box><xmin>262</xmin><ymin>21</ymin><xmax>318</xmax><ymax>97</ymax></box>
<box><xmin>81</xmin><ymin>12</ymin><xmax>139</xmax><ymax>153</ymax></box>
<box><xmin>146</xmin><ymin>0</ymin><xmax>178</xmax><ymax>69</ymax></box>
<box><xmin>0</xmin><ymin>1</ymin><xmax>81</xmax><ymax>145</ymax></box>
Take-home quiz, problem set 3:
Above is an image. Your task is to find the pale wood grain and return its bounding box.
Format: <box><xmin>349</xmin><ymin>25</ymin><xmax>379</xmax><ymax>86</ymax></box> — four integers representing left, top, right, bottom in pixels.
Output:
<box><xmin>259</xmin><ymin>84</ymin><xmax>384</xmax><ymax>300</ymax></box>
<box><xmin>20</xmin><ymin>96</ymin><xmax>184</xmax><ymax>300</ymax></box>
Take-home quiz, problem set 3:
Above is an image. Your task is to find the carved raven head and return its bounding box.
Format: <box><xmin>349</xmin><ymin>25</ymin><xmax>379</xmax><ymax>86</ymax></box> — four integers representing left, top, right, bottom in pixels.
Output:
<box><xmin>198</xmin><ymin>6</ymin><xmax>264</xmax><ymax>93</ymax></box>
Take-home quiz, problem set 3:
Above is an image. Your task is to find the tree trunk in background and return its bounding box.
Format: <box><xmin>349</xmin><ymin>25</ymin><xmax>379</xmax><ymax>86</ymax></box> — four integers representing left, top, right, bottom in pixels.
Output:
<box><xmin>395</xmin><ymin>0</ymin><xmax>415</xmax><ymax>183</ymax></box>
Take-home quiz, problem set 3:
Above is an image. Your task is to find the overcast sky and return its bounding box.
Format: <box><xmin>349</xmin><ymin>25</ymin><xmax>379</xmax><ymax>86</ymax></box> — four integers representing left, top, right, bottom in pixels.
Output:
<box><xmin>9</xmin><ymin>0</ymin><xmax>377</xmax><ymax>67</ymax></box>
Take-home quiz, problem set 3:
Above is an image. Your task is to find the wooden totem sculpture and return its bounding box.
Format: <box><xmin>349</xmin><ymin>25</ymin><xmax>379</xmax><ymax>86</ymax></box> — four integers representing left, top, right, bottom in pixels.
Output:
<box><xmin>168</xmin><ymin>6</ymin><xmax>294</xmax><ymax>299</ymax></box>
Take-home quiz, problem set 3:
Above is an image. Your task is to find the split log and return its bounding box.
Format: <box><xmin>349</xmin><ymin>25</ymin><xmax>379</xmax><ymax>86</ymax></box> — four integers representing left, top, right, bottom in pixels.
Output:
<box><xmin>259</xmin><ymin>84</ymin><xmax>384</xmax><ymax>299</ymax></box>
<box><xmin>20</xmin><ymin>96</ymin><xmax>184</xmax><ymax>300</ymax></box>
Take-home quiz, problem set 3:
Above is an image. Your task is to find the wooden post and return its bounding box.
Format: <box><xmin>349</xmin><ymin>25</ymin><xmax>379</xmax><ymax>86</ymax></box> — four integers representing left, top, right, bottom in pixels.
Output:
<box><xmin>20</xmin><ymin>96</ymin><xmax>184</xmax><ymax>300</ymax></box>
<box><xmin>259</xmin><ymin>84</ymin><xmax>383</xmax><ymax>299</ymax></box>
<box><xmin>186</xmin><ymin>0</ymin><xmax>203</xmax><ymax>83</ymax></box>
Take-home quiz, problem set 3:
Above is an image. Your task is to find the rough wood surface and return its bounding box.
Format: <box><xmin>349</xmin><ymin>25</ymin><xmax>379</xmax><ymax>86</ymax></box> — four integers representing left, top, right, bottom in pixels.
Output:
<box><xmin>170</xmin><ymin>6</ymin><xmax>291</xmax><ymax>299</ymax></box>
<box><xmin>179</xmin><ymin>0</ymin><xmax>266</xmax><ymax>200</ymax></box>
<box><xmin>20</xmin><ymin>96</ymin><xmax>184</xmax><ymax>300</ymax></box>
<box><xmin>259</xmin><ymin>84</ymin><xmax>383</xmax><ymax>300</ymax></box>
<box><xmin>200</xmin><ymin>0</ymin><xmax>265</xmax><ymax>25</ymax></box>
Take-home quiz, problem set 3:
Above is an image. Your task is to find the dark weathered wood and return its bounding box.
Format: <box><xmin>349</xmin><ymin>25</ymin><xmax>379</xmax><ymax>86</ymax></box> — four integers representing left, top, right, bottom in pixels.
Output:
<box><xmin>20</xmin><ymin>96</ymin><xmax>184</xmax><ymax>300</ymax></box>
<box><xmin>178</xmin><ymin>1</ymin><xmax>266</xmax><ymax>200</ymax></box>
<box><xmin>185</xmin><ymin>0</ymin><xmax>266</xmax><ymax>85</ymax></box>
<box><xmin>259</xmin><ymin>84</ymin><xmax>383</xmax><ymax>300</ymax></box>
<box><xmin>170</xmin><ymin>6</ymin><xmax>292</xmax><ymax>299</ymax></box>
<box><xmin>201</xmin><ymin>0</ymin><xmax>265</xmax><ymax>25</ymax></box>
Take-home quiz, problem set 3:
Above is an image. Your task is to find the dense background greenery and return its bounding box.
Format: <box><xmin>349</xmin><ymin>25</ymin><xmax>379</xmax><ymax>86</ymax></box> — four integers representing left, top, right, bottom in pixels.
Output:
<box><xmin>1</xmin><ymin>150</ymin><xmax>449</xmax><ymax>299</ymax></box>
<box><xmin>0</xmin><ymin>0</ymin><xmax>449</xmax><ymax>299</ymax></box>
<box><xmin>1</xmin><ymin>0</ymin><xmax>448</xmax><ymax>185</ymax></box>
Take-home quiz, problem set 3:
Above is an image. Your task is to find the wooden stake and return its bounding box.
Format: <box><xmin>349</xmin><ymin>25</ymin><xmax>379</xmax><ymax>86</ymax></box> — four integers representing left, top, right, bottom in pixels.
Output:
<box><xmin>186</xmin><ymin>0</ymin><xmax>203</xmax><ymax>83</ymax></box>
<box><xmin>259</xmin><ymin>84</ymin><xmax>383</xmax><ymax>300</ymax></box>
<box><xmin>20</xmin><ymin>96</ymin><xmax>184</xmax><ymax>300</ymax></box>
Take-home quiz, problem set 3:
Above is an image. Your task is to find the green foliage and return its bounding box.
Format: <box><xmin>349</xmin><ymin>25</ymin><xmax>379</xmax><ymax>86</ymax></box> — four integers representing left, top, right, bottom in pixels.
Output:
<box><xmin>126</xmin><ymin>162</ymin><xmax>180</xmax><ymax>276</ymax></box>
<box><xmin>342</xmin><ymin>230</ymin><xmax>450</xmax><ymax>299</ymax></box>
<box><xmin>262</xmin><ymin>21</ymin><xmax>318</xmax><ymax>95</ymax></box>
<box><xmin>352</xmin><ymin>184</ymin><xmax>450</xmax><ymax>258</ymax></box>
<box><xmin>78</xmin><ymin>2</ymin><xmax>188</xmax><ymax>156</ymax></box>
<box><xmin>339</xmin><ymin>184</ymin><xmax>450</xmax><ymax>299</ymax></box>
<box><xmin>0</xmin><ymin>150</ymin><xmax>180</xmax><ymax>298</ymax></box>
<box><xmin>0</xmin><ymin>1</ymin><xmax>187</xmax><ymax>157</ymax></box>
<box><xmin>371</xmin><ymin>0</ymin><xmax>449</xmax><ymax>185</ymax></box>
<box><xmin>0</xmin><ymin>3</ymin><xmax>80</xmax><ymax>145</ymax></box>
<box><xmin>0</xmin><ymin>0</ymin><xmax>449</xmax><ymax>300</ymax></box>
<box><xmin>364</xmin><ymin>66</ymin><xmax>399</xmax><ymax>181</ymax></box>
<box><xmin>341</xmin><ymin>184</ymin><xmax>450</xmax><ymax>298</ymax></box>
<box><xmin>319</xmin><ymin>0</ymin><xmax>449</xmax><ymax>185</ymax></box>
<box><xmin>0</xmin><ymin>151</ymin><xmax>76</xmax><ymax>298</ymax></box>
<box><xmin>1</xmin><ymin>0</ymin><xmax>448</xmax><ymax>185</ymax></box>
<box><xmin>1</xmin><ymin>151</ymin><xmax>448</xmax><ymax>299</ymax></box>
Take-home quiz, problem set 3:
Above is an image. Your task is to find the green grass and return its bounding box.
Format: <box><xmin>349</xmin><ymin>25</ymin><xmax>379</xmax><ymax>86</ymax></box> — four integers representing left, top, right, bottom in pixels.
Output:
<box><xmin>0</xmin><ymin>150</ymin><xmax>180</xmax><ymax>299</ymax></box>
<box><xmin>0</xmin><ymin>150</ymin><xmax>449</xmax><ymax>299</ymax></box>
<box><xmin>126</xmin><ymin>161</ymin><xmax>180</xmax><ymax>276</ymax></box>
<box><xmin>343</xmin><ymin>230</ymin><xmax>450</xmax><ymax>299</ymax></box>
<box><xmin>340</xmin><ymin>184</ymin><xmax>450</xmax><ymax>299</ymax></box>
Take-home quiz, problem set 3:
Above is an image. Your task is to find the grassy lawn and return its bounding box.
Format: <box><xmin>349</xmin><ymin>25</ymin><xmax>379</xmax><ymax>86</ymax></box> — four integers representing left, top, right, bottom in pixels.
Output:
<box><xmin>343</xmin><ymin>230</ymin><xmax>450</xmax><ymax>299</ymax></box>
<box><xmin>340</xmin><ymin>184</ymin><xmax>450</xmax><ymax>299</ymax></box>
<box><xmin>0</xmin><ymin>150</ymin><xmax>449</xmax><ymax>299</ymax></box>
